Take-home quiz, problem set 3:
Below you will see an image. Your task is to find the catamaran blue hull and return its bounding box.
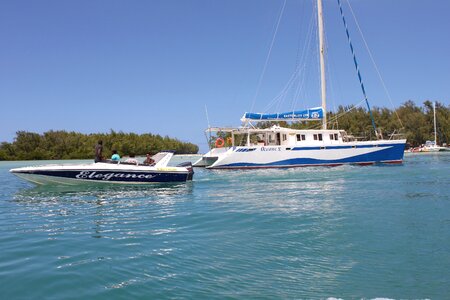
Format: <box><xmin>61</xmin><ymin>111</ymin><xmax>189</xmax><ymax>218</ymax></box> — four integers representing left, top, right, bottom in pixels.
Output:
<box><xmin>202</xmin><ymin>141</ymin><xmax>406</xmax><ymax>169</ymax></box>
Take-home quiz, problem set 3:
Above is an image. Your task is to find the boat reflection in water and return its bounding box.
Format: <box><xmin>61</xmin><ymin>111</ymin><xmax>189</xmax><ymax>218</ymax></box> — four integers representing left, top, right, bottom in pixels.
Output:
<box><xmin>13</xmin><ymin>181</ymin><xmax>193</xmax><ymax>204</ymax></box>
<box><xmin>12</xmin><ymin>181</ymin><xmax>194</xmax><ymax>240</ymax></box>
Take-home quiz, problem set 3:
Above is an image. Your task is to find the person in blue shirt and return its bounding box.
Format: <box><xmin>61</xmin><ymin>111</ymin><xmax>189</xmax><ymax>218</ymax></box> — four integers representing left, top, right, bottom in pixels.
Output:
<box><xmin>111</xmin><ymin>150</ymin><xmax>120</xmax><ymax>161</ymax></box>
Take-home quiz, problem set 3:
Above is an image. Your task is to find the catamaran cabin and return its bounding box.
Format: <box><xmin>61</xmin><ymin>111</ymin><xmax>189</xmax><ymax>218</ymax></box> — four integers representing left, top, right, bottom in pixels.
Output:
<box><xmin>220</xmin><ymin>125</ymin><xmax>354</xmax><ymax>148</ymax></box>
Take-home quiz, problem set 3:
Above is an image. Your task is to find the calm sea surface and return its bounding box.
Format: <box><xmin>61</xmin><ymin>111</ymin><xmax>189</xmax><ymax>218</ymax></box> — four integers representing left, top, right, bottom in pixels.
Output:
<box><xmin>0</xmin><ymin>154</ymin><xmax>449</xmax><ymax>299</ymax></box>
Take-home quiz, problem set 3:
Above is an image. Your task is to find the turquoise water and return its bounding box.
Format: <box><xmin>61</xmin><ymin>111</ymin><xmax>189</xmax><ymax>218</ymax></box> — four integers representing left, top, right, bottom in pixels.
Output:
<box><xmin>1</xmin><ymin>154</ymin><xmax>449</xmax><ymax>299</ymax></box>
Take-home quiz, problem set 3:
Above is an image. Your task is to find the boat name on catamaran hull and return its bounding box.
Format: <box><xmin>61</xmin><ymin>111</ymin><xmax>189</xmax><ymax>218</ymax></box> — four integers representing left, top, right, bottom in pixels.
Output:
<box><xmin>260</xmin><ymin>147</ymin><xmax>282</xmax><ymax>152</ymax></box>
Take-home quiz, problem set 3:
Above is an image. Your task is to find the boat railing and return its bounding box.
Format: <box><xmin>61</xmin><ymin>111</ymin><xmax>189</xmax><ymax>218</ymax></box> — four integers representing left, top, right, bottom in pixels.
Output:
<box><xmin>207</xmin><ymin>147</ymin><xmax>229</xmax><ymax>156</ymax></box>
<box><xmin>389</xmin><ymin>133</ymin><xmax>406</xmax><ymax>140</ymax></box>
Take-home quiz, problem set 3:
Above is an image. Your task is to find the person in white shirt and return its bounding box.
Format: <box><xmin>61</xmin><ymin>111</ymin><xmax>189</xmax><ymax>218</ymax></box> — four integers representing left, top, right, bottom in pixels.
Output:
<box><xmin>125</xmin><ymin>154</ymin><xmax>139</xmax><ymax>164</ymax></box>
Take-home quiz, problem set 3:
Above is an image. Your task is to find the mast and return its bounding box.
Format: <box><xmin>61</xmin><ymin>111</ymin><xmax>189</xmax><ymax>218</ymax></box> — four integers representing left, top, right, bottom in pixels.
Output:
<box><xmin>317</xmin><ymin>0</ymin><xmax>327</xmax><ymax>130</ymax></box>
<box><xmin>434</xmin><ymin>101</ymin><xmax>437</xmax><ymax>145</ymax></box>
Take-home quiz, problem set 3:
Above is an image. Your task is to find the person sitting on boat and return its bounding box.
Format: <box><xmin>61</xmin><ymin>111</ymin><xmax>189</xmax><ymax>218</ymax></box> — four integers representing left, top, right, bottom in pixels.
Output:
<box><xmin>94</xmin><ymin>140</ymin><xmax>103</xmax><ymax>163</ymax></box>
<box><xmin>125</xmin><ymin>154</ymin><xmax>139</xmax><ymax>165</ymax></box>
<box><xmin>111</xmin><ymin>150</ymin><xmax>120</xmax><ymax>161</ymax></box>
<box><xmin>143</xmin><ymin>152</ymin><xmax>155</xmax><ymax>165</ymax></box>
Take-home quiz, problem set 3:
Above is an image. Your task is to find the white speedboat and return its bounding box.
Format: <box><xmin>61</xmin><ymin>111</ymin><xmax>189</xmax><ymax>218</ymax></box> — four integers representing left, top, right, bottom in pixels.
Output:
<box><xmin>194</xmin><ymin>0</ymin><xmax>406</xmax><ymax>169</ymax></box>
<box><xmin>10</xmin><ymin>151</ymin><xmax>194</xmax><ymax>185</ymax></box>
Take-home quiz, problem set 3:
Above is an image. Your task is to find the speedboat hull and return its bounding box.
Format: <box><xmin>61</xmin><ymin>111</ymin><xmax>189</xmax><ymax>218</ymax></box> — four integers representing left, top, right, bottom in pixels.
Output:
<box><xmin>11</xmin><ymin>161</ymin><xmax>194</xmax><ymax>185</ymax></box>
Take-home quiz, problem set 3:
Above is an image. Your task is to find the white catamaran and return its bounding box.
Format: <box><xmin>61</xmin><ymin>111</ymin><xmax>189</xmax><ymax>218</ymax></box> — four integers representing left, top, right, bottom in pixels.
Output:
<box><xmin>194</xmin><ymin>0</ymin><xmax>406</xmax><ymax>169</ymax></box>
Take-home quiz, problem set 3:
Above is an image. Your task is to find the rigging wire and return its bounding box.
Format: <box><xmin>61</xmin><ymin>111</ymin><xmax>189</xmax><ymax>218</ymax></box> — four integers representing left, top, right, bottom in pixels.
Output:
<box><xmin>291</xmin><ymin>6</ymin><xmax>317</xmax><ymax>112</ymax></box>
<box><xmin>250</xmin><ymin>0</ymin><xmax>287</xmax><ymax>113</ymax></box>
<box><xmin>325</xmin><ymin>99</ymin><xmax>366</xmax><ymax>127</ymax></box>
<box><xmin>262</xmin><ymin>1</ymin><xmax>315</xmax><ymax>114</ymax></box>
<box><xmin>314</xmin><ymin>0</ymin><xmax>322</xmax><ymax>113</ymax></box>
<box><xmin>288</xmin><ymin>0</ymin><xmax>309</xmax><ymax>112</ymax></box>
<box><xmin>337</xmin><ymin>0</ymin><xmax>378</xmax><ymax>137</ymax></box>
<box><xmin>306</xmin><ymin>98</ymin><xmax>367</xmax><ymax>130</ymax></box>
<box><xmin>345</xmin><ymin>0</ymin><xmax>404</xmax><ymax>129</ymax></box>
<box><xmin>320</xmin><ymin>1</ymin><xmax>340</xmax><ymax>130</ymax></box>
<box><xmin>264</xmin><ymin>63</ymin><xmax>303</xmax><ymax>112</ymax></box>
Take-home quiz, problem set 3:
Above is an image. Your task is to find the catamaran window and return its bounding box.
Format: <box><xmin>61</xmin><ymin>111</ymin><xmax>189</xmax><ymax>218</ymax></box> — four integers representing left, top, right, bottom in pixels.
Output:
<box><xmin>296</xmin><ymin>134</ymin><xmax>306</xmax><ymax>141</ymax></box>
<box><xmin>282</xmin><ymin>134</ymin><xmax>287</xmax><ymax>141</ymax></box>
<box><xmin>329</xmin><ymin>134</ymin><xmax>334</xmax><ymax>140</ymax></box>
<box><xmin>334</xmin><ymin>133</ymin><xmax>339</xmax><ymax>140</ymax></box>
<box><xmin>313</xmin><ymin>134</ymin><xmax>317</xmax><ymax>140</ymax></box>
<box><xmin>318</xmin><ymin>134</ymin><xmax>322</xmax><ymax>141</ymax></box>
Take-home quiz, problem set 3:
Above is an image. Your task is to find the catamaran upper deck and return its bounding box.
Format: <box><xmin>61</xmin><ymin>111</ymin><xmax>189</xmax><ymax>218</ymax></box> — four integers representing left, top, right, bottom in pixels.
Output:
<box><xmin>204</xmin><ymin>125</ymin><xmax>362</xmax><ymax>148</ymax></box>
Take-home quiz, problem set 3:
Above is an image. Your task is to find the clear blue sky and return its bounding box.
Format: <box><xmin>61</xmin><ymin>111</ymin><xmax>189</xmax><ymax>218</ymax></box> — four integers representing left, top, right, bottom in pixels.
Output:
<box><xmin>1</xmin><ymin>0</ymin><xmax>449</xmax><ymax>152</ymax></box>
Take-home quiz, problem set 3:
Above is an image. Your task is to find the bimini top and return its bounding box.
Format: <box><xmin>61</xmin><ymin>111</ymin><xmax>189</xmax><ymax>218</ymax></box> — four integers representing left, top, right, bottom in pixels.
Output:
<box><xmin>241</xmin><ymin>107</ymin><xmax>323</xmax><ymax>123</ymax></box>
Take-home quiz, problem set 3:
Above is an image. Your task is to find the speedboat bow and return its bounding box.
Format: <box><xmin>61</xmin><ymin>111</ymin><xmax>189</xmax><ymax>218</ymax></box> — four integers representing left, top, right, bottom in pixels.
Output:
<box><xmin>10</xmin><ymin>151</ymin><xmax>194</xmax><ymax>185</ymax></box>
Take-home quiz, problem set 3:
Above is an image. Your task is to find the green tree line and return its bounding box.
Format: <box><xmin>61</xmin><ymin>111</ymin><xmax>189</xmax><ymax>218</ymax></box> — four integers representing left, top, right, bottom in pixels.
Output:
<box><xmin>330</xmin><ymin>100</ymin><xmax>450</xmax><ymax>146</ymax></box>
<box><xmin>0</xmin><ymin>130</ymin><xmax>199</xmax><ymax>161</ymax></box>
<box><xmin>290</xmin><ymin>100</ymin><xmax>450</xmax><ymax>146</ymax></box>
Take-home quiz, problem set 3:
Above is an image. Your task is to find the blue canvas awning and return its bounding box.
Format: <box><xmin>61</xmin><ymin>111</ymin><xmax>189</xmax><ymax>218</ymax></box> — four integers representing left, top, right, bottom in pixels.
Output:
<box><xmin>241</xmin><ymin>107</ymin><xmax>323</xmax><ymax>122</ymax></box>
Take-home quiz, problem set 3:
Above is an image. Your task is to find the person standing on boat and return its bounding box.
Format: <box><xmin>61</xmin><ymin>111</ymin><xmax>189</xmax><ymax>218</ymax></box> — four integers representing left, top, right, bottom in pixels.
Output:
<box><xmin>94</xmin><ymin>140</ymin><xmax>103</xmax><ymax>163</ymax></box>
<box><xmin>111</xmin><ymin>149</ymin><xmax>120</xmax><ymax>161</ymax></box>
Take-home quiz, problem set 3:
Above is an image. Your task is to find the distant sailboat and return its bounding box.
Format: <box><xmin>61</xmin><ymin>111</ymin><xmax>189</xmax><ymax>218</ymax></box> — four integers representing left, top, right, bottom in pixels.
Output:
<box><xmin>421</xmin><ymin>102</ymin><xmax>449</xmax><ymax>152</ymax></box>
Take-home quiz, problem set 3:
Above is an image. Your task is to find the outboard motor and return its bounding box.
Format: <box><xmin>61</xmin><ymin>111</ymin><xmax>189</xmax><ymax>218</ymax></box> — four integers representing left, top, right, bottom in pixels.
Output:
<box><xmin>177</xmin><ymin>162</ymin><xmax>194</xmax><ymax>181</ymax></box>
